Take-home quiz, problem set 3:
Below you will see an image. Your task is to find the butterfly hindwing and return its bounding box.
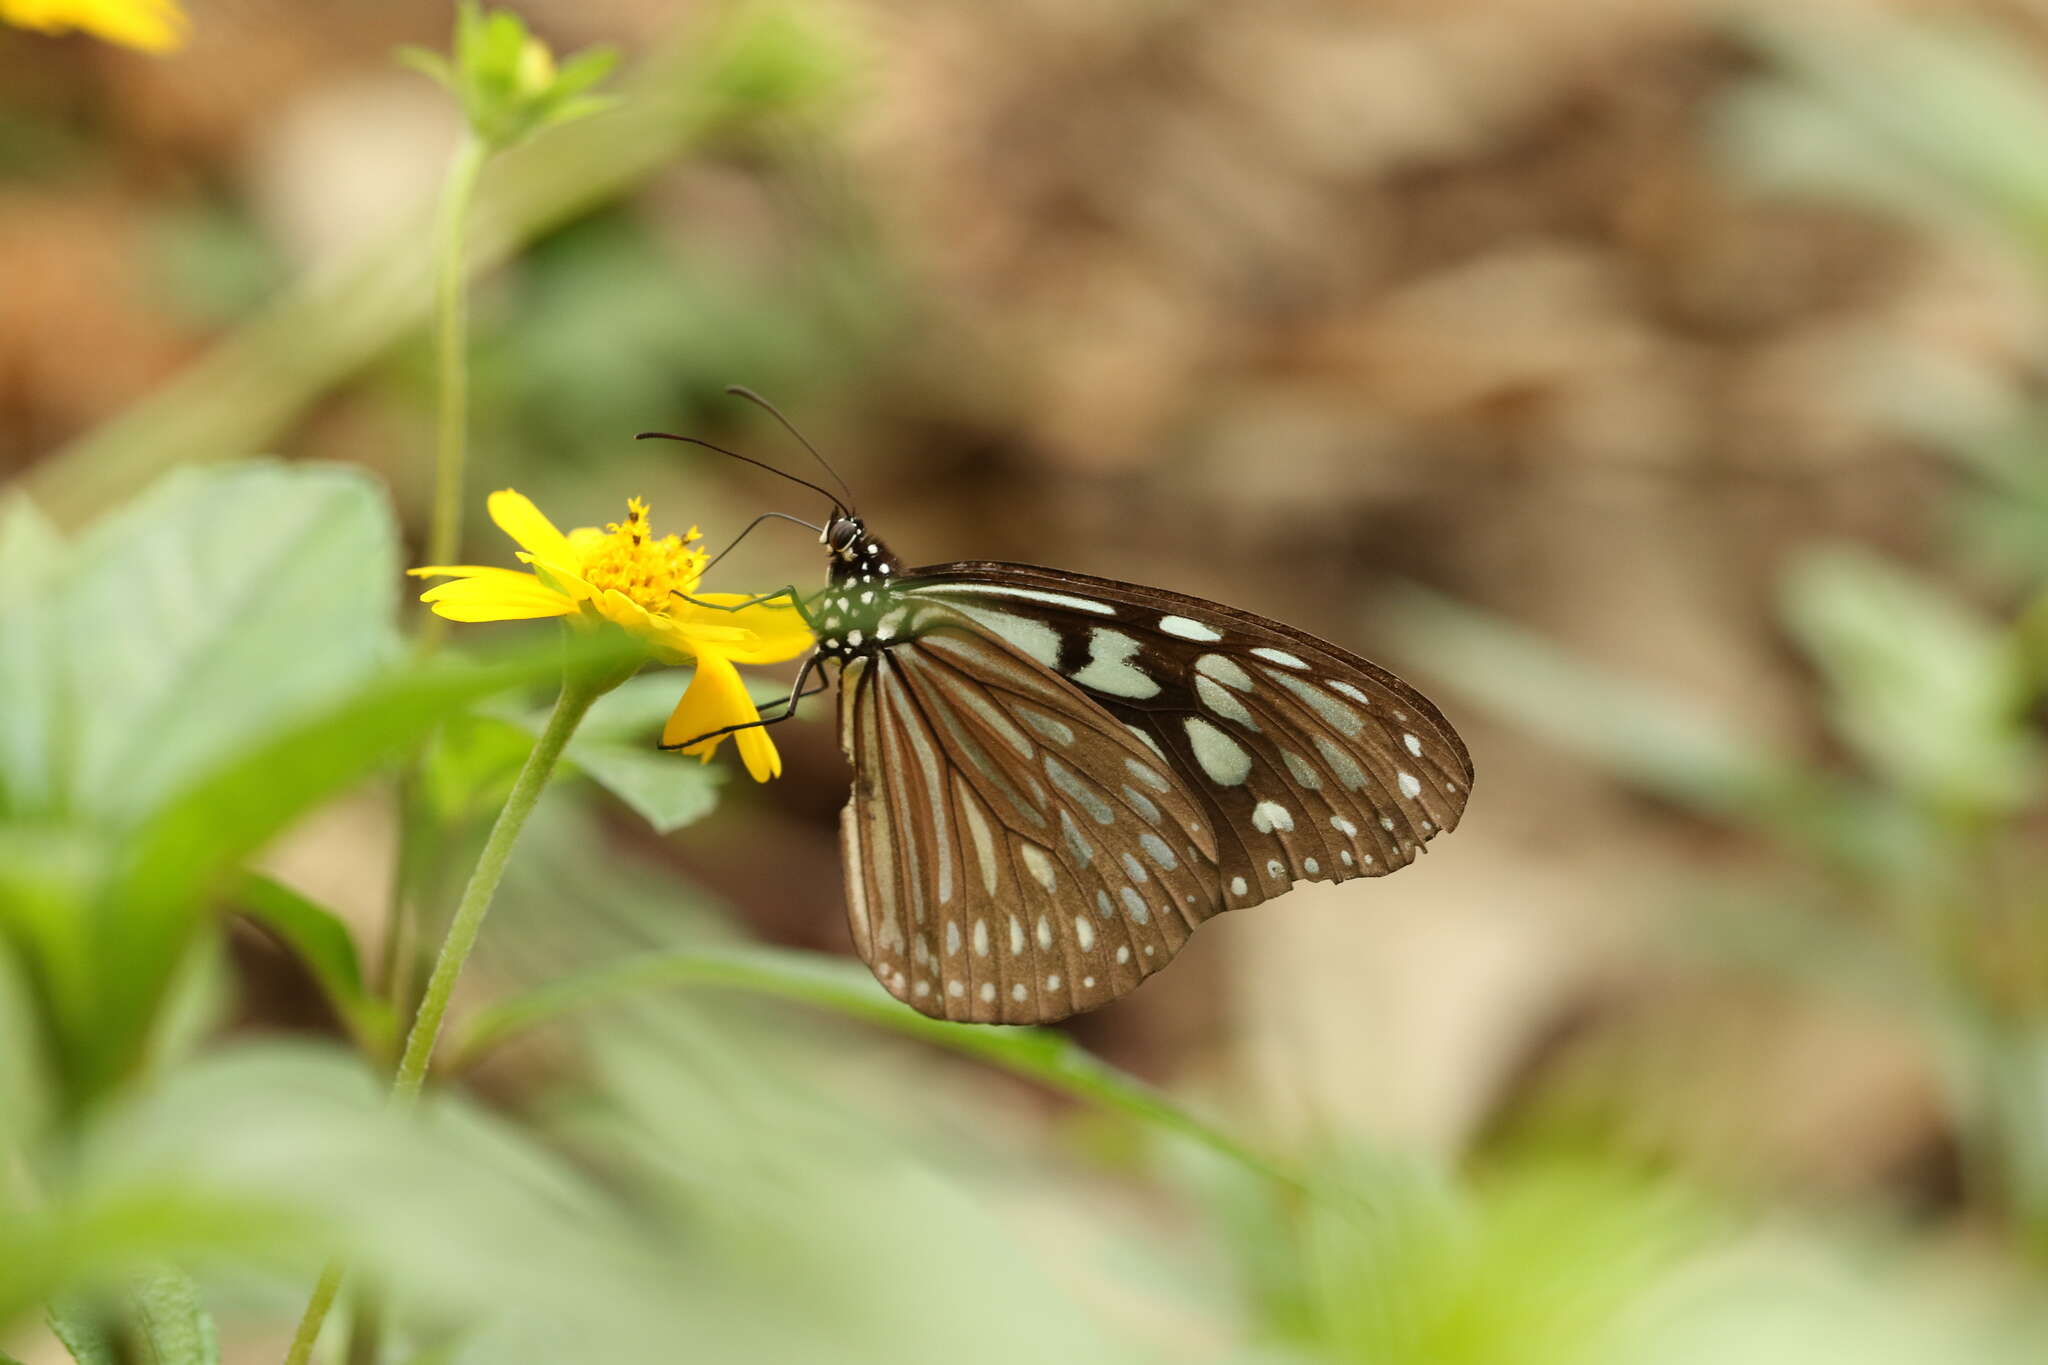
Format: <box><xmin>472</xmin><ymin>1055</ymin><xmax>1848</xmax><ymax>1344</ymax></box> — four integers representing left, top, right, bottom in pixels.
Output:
<box><xmin>839</xmin><ymin>620</ymin><xmax>1224</xmax><ymax>1023</ymax></box>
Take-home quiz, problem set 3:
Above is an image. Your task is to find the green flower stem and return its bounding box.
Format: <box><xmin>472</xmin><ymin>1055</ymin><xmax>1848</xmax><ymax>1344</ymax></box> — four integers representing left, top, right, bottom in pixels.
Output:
<box><xmin>392</xmin><ymin>673</ymin><xmax>597</xmax><ymax>1106</ymax></box>
<box><xmin>418</xmin><ymin>133</ymin><xmax>491</xmax><ymax>655</ymax></box>
<box><xmin>282</xmin><ymin>674</ymin><xmax>603</xmax><ymax>1365</ymax></box>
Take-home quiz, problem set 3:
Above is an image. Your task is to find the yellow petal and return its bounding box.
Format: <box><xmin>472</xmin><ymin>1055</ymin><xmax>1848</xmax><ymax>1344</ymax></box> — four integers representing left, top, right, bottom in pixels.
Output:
<box><xmin>516</xmin><ymin>553</ymin><xmax>597</xmax><ymax>603</ymax></box>
<box><xmin>408</xmin><ymin>564</ymin><xmax>543</xmax><ymax>583</ymax></box>
<box><xmin>488</xmin><ymin>489</ymin><xmax>574</xmax><ymax>564</ymax></box>
<box><xmin>3</xmin><ymin>0</ymin><xmax>188</xmax><ymax>51</ymax></box>
<box><xmin>594</xmin><ymin>587</ymin><xmax>656</xmax><ymax>635</ymax></box>
<box><xmin>734</xmin><ymin>718</ymin><xmax>783</xmax><ymax>782</ymax></box>
<box><xmin>673</xmin><ymin>594</ymin><xmax>815</xmax><ymax>664</ymax></box>
<box><xmin>662</xmin><ymin>650</ymin><xmax>781</xmax><ymax>781</ymax></box>
<box><xmin>418</xmin><ymin>574</ymin><xmax>574</xmax><ymax>622</ymax></box>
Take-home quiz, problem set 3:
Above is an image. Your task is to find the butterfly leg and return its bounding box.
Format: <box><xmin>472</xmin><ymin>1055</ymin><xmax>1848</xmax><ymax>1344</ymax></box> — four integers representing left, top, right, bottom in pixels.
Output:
<box><xmin>670</xmin><ymin>584</ymin><xmax>818</xmax><ymax>624</ymax></box>
<box><xmin>657</xmin><ymin>650</ymin><xmax>829</xmax><ymax>752</ymax></box>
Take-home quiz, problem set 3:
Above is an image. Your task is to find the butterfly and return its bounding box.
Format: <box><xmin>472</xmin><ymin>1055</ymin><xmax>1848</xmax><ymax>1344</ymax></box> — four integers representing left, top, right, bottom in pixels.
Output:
<box><xmin>646</xmin><ymin>397</ymin><xmax>1472</xmax><ymax>1026</ymax></box>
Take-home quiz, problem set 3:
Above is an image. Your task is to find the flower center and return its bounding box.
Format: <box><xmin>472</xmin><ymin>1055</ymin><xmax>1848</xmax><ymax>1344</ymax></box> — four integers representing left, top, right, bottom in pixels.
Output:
<box><xmin>579</xmin><ymin>498</ymin><xmax>705</xmax><ymax>613</ymax></box>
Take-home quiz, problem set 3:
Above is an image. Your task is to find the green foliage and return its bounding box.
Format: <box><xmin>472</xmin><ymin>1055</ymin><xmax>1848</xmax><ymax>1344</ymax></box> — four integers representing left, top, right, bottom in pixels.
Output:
<box><xmin>235</xmin><ymin>876</ymin><xmax>395</xmax><ymax>1061</ymax></box>
<box><xmin>517</xmin><ymin>673</ymin><xmax>724</xmax><ymax>834</ymax></box>
<box><xmin>453</xmin><ymin>942</ymin><xmax>1294</xmax><ymax>1186</ymax></box>
<box><xmin>0</xmin><ymin>462</ymin><xmax>603</xmax><ymax>1110</ymax></box>
<box><xmin>1780</xmin><ymin>546</ymin><xmax>2037</xmax><ymax>820</ymax></box>
<box><xmin>399</xmin><ymin>4</ymin><xmax>620</xmax><ymax>152</ymax></box>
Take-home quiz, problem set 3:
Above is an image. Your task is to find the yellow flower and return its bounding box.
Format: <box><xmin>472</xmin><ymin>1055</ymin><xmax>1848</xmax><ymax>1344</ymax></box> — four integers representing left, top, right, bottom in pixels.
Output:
<box><xmin>411</xmin><ymin>490</ymin><xmax>814</xmax><ymax>781</ymax></box>
<box><xmin>1</xmin><ymin>0</ymin><xmax>187</xmax><ymax>51</ymax></box>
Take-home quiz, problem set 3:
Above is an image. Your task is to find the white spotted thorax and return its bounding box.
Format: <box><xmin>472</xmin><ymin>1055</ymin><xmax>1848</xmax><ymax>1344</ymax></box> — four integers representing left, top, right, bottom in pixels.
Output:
<box><xmin>813</xmin><ymin>513</ymin><xmax>909</xmax><ymax>658</ymax></box>
<box><xmin>813</xmin><ymin>509</ymin><xmax>1474</xmax><ymax>1027</ymax></box>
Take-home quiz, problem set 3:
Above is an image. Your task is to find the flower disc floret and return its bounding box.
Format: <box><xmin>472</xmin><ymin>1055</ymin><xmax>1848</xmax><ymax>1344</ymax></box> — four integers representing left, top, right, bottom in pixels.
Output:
<box><xmin>574</xmin><ymin>498</ymin><xmax>707</xmax><ymax>616</ymax></box>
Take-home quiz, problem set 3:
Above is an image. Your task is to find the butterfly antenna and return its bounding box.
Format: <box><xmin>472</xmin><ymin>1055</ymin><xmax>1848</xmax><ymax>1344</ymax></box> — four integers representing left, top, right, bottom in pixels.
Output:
<box><xmin>725</xmin><ymin>385</ymin><xmax>857</xmax><ymax>512</ymax></box>
<box><xmin>635</xmin><ymin>432</ymin><xmax>849</xmax><ymax>516</ymax></box>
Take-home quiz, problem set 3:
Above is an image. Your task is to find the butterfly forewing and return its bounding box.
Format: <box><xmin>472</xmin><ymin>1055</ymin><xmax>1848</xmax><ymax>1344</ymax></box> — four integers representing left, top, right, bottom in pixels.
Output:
<box><xmin>839</xmin><ymin>622</ymin><xmax>1223</xmax><ymax>1023</ymax></box>
<box><xmin>901</xmin><ymin>565</ymin><xmax>1471</xmax><ymax>903</ymax></box>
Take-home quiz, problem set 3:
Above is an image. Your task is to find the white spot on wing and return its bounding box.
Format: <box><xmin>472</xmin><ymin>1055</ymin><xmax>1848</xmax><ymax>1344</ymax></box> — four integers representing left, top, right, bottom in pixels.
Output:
<box><xmin>1185</xmin><ymin>715</ymin><xmax>1252</xmax><ymax>786</ymax></box>
<box><xmin>1119</xmin><ymin>887</ymin><xmax>1150</xmax><ymax>923</ymax></box>
<box><xmin>1125</xmin><ymin>724</ymin><xmax>1169</xmax><ymax>760</ymax></box>
<box><xmin>1229</xmin><ymin>876</ymin><xmax>1248</xmax><ymax>897</ymax></box>
<box><xmin>918</xmin><ymin>583</ymin><xmax>1115</xmax><ymax>614</ymax></box>
<box><xmin>1252</xmin><ymin>647</ymin><xmax>1307</xmax><ymax>669</ymax></box>
<box><xmin>1398</xmin><ymin>771</ymin><xmax>1423</xmax><ymax>799</ymax></box>
<box><xmin>1195</xmin><ymin>654</ymin><xmax>1253</xmax><ymax>690</ymax></box>
<box><xmin>1272</xmin><ymin>672</ymin><xmax>1365</xmax><ymax>737</ymax></box>
<box><xmin>1020</xmin><ymin>843</ymin><xmax>1058</xmax><ymax>891</ymax></box>
<box><xmin>1251</xmin><ymin>801</ymin><xmax>1294</xmax><ymax>833</ymax></box>
<box><xmin>1159</xmin><ymin>614</ymin><xmax>1221</xmax><ymax>641</ymax></box>
<box><xmin>1125</xmin><ymin>758</ymin><xmax>1171</xmax><ymax>793</ymax></box>
<box><xmin>1197</xmin><ymin>675</ymin><xmax>1258</xmax><ymax>727</ymax></box>
<box><xmin>1020</xmin><ymin>709</ymin><xmax>1076</xmax><ymax>747</ymax></box>
<box><xmin>1139</xmin><ymin>832</ymin><xmax>1178</xmax><ymax>870</ymax></box>
<box><xmin>1314</xmin><ymin>734</ymin><xmax>1369</xmax><ymax>790</ymax></box>
<box><xmin>1076</xmin><ymin>917</ymin><xmax>1095</xmax><ymax>951</ymax></box>
<box><xmin>1403</xmin><ymin>733</ymin><xmax>1422</xmax><ymax>757</ymax></box>
<box><xmin>1329</xmin><ymin>680</ymin><xmax>1371</xmax><ymax>704</ymax></box>
<box><xmin>1070</xmin><ymin>628</ymin><xmax>1161</xmax><ymax>699</ymax></box>
<box><xmin>1046</xmin><ymin>754</ymin><xmax>1116</xmax><ymax>824</ymax></box>
<box><xmin>973</xmin><ymin>919</ymin><xmax>990</xmax><ymax>957</ymax></box>
<box><xmin>945</xmin><ymin>602</ymin><xmax>1062</xmax><ymax>667</ymax></box>
<box><xmin>1282</xmin><ymin>749</ymin><xmax>1322</xmax><ymax>789</ymax></box>
<box><xmin>1036</xmin><ymin>916</ymin><xmax>1054</xmax><ymax>950</ymax></box>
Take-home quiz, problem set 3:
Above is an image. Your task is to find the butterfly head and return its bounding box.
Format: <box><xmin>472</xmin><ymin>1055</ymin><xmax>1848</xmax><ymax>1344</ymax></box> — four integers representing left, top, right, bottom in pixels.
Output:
<box><xmin>821</xmin><ymin>513</ymin><xmax>901</xmax><ymax>585</ymax></box>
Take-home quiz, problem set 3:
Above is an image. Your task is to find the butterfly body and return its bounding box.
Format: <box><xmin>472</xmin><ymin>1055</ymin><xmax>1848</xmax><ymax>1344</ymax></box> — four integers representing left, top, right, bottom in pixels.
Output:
<box><xmin>799</xmin><ymin>512</ymin><xmax>1472</xmax><ymax>1026</ymax></box>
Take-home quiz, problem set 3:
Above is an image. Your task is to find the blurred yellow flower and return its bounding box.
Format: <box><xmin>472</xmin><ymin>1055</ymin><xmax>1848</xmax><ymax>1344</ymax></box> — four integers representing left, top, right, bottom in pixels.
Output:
<box><xmin>411</xmin><ymin>490</ymin><xmax>814</xmax><ymax>781</ymax></box>
<box><xmin>1</xmin><ymin>0</ymin><xmax>187</xmax><ymax>51</ymax></box>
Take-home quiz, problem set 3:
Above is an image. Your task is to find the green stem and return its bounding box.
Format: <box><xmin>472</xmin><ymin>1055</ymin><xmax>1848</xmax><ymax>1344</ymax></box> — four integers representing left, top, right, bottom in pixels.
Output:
<box><xmin>392</xmin><ymin>676</ymin><xmax>597</xmax><ymax>1106</ymax></box>
<box><xmin>281</xmin><ymin>677</ymin><xmax>601</xmax><ymax>1363</ymax></box>
<box><xmin>418</xmin><ymin>134</ymin><xmax>490</xmax><ymax>654</ymax></box>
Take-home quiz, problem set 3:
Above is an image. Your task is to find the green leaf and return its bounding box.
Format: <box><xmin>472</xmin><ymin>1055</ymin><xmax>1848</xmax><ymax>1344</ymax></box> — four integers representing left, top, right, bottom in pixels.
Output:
<box><xmin>128</xmin><ymin>1266</ymin><xmax>220</xmax><ymax>1365</ymax></box>
<box><xmin>542</xmin><ymin>673</ymin><xmax>723</xmax><ymax>833</ymax></box>
<box><xmin>1781</xmin><ymin>545</ymin><xmax>2037</xmax><ymax>815</ymax></box>
<box><xmin>549</xmin><ymin>46</ymin><xmax>620</xmax><ymax>101</ymax></box>
<box><xmin>394</xmin><ymin>45</ymin><xmax>456</xmax><ymax>91</ymax></box>
<box><xmin>235</xmin><ymin>874</ymin><xmax>395</xmax><ymax>1058</ymax></box>
<box><xmin>1737</xmin><ymin>12</ymin><xmax>2048</xmax><ymax>244</ymax></box>
<box><xmin>538</xmin><ymin>94</ymin><xmax>625</xmax><ymax>133</ymax></box>
<box><xmin>0</xmin><ymin>499</ymin><xmax>66</xmax><ymax>815</ymax></box>
<box><xmin>0</xmin><ymin>495</ymin><xmax>62</xmax><ymax>606</ymax></box>
<box><xmin>420</xmin><ymin>711</ymin><xmax>530</xmax><ymax>824</ymax></box>
<box><xmin>46</xmin><ymin>1297</ymin><xmax>117</xmax><ymax>1365</ymax></box>
<box><xmin>61</xmin><ymin>462</ymin><xmax>399</xmax><ymax>824</ymax></box>
<box><xmin>0</xmin><ymin>940</ymin><xmax>52</xmax><ymax>1151</ymax></box>
<box><xmin>70</xmin><ymin>636</ymin><xmax>629</xmax><ymax>1105</ymax></box>
<box><xmin>453</xmin><ymin>944</ymin><xmax>1300</xmax><ymax>1189</ymax></box>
